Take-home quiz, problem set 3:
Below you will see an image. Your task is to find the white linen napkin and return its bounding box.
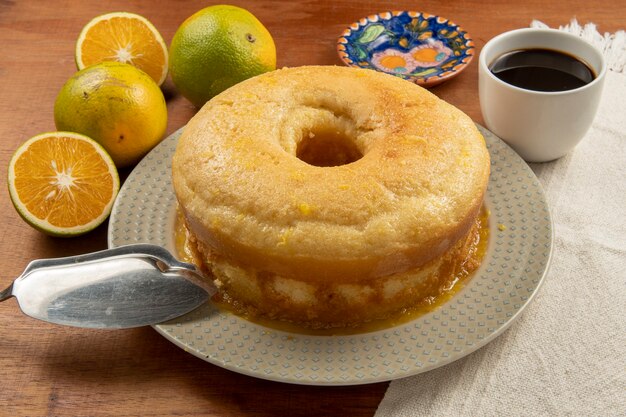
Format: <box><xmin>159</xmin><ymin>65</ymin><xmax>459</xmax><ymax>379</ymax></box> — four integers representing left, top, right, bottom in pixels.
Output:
<box><xmin>375</xmin><ymin>20</ymin><xmax>626</xmax><ymax>417</ymax></box>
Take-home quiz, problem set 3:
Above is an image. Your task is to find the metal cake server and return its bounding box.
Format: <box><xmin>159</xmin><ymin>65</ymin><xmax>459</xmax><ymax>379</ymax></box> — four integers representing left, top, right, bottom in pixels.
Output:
<box><xmin>0</xmin><ymin>244</ymin><xmax>213</xmax><ymax>329</ymax></box>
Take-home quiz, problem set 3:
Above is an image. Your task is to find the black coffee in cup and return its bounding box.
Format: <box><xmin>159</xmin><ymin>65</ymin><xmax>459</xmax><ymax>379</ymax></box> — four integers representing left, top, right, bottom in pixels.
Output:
<box><xmin>489</xmin><ymin>48</ymin><xmax>595</xmax><ymax>92</ymax></box>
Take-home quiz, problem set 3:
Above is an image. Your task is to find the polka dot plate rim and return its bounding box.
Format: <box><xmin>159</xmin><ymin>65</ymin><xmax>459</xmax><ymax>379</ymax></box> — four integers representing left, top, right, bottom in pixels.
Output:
<box><xmin>108</xmin><ymin>125</ymin><xmax>553</xmax><ymax>386</ymax></box>
<box><xmin>337</xmin><ymin>11</ymin><xmax>475</xmax><ymax>87</ymax></box>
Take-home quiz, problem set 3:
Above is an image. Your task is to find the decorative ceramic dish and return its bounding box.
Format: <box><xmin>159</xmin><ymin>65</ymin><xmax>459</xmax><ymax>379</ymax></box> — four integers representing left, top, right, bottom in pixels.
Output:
<box><xmin>337</xmin><ymin>11</ymin><xmax>475</xmax><ymax>87</ymax></box>
<box><xmin>108</xmin><ymin>125</ymin><xmax>553</xmax><ymax>386</ymax></box>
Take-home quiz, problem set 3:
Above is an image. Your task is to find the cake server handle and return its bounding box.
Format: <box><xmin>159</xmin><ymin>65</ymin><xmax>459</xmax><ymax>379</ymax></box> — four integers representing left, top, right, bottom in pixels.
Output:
<box><xmin>0</xmin><ymin>284</ymin><xmax>12</xmax><ymax>303</ymax></box>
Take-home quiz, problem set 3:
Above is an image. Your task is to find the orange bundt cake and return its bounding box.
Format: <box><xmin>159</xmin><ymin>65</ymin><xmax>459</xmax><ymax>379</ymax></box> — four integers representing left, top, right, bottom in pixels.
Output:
<box><xmin>172</xmin><ymin>65</ymin><xmax>490</xmax><ymax>328</ymax></box>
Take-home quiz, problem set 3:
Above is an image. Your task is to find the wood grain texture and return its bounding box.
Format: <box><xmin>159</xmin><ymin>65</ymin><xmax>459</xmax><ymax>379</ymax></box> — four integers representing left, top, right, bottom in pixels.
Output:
<box><xmin>0</xmin><ymin>1</ymin><xmax>623</xmax><ymax>416</ymax></box>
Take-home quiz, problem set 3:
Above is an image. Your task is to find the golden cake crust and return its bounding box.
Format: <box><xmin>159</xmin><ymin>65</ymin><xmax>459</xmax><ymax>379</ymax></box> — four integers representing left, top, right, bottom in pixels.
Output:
<box><xmin>172</xmin><ymin>65</ymin><xmax>490</xmax><ymax>285</ymax></box>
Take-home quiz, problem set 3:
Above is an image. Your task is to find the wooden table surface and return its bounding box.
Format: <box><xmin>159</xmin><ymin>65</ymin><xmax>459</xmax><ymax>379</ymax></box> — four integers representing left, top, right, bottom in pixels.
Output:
<box><xmin>0</xmin><ymin>1</ymin><xmax>623</xmax><ymax>416</ymax></box>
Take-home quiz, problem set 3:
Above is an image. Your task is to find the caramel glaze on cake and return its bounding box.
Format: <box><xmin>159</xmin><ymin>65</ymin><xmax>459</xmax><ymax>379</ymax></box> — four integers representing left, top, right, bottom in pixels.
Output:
<box><xmin>172</xmin><ymin>65</ymin><xmax>491</xmax><ymax>329</ymax></box>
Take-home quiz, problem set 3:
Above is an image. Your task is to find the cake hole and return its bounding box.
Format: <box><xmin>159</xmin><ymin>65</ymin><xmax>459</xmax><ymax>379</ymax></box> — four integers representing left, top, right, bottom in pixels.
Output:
<box><xmin>296</xmin><ymin>129</ymin><xmax>363</xmax><ymax>167</ymax></box>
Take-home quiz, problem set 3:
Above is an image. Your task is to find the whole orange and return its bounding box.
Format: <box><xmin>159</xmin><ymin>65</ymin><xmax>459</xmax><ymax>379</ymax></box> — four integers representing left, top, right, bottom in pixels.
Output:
<box><xmin>54</xmin><ymin>62</ymin><xmax>167</xmax><ymax>168</ymax></box>
<box><xmin>169</xmin><ymin>5</ymin><xmax>276</xmax><ymax>107</ymax></box>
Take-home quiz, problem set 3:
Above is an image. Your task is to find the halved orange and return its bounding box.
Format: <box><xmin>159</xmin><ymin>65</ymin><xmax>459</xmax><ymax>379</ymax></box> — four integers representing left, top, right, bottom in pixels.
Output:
<box><xmin>7</xmin><ymin>132</ymin><xmax>120</xmax><ymax>237</ymax></box>
<box><xmin>75</xmin><ymin>12</ymin><xmax>168</xmax><ymax>86</ymax></box>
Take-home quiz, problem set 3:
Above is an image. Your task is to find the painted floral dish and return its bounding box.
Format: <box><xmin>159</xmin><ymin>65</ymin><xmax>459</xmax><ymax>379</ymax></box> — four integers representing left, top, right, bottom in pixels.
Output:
<box><xmin>337</xmin><ymin>11</ymin><xmax>475</xmax><ymax>87</ymax></box>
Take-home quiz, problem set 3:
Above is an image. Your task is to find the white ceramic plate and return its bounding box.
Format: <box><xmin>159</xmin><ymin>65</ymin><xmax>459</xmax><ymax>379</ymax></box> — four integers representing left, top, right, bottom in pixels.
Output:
<box><xmin>108</xmin><ymin>125</ymin><xmax>553</xmax><ymax>386</ymax></box>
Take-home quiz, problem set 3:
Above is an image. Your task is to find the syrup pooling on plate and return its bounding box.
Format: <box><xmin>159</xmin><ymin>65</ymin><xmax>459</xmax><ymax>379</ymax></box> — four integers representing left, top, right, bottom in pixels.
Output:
<box><xmin>174</xmin><ymin>207</ymin><xmax>490</xmax><ymax>336</ymax></box>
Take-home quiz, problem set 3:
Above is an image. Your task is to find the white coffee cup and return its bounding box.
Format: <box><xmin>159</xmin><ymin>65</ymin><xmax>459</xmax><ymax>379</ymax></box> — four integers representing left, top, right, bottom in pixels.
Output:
<box><xmin>479</xmin><ymin>28</ymin><xmax>606</xmax><ymax>162</ymax></box>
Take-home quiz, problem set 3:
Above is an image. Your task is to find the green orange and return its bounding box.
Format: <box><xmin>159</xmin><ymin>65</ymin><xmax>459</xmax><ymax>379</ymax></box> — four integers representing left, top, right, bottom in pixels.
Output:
<box><xmin>54</xmin><ymin>61</ymin><xmax>167</xmax><ymax>168</ymax></box>
<box><xmin>169</xmin><ymin>5</ymin><xmax>276</xmax><ymax>107</ymax></box>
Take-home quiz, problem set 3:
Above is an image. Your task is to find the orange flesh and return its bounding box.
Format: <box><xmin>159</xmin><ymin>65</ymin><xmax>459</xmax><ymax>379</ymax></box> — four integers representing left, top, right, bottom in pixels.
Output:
<box><xmin>79</xmin><ymin>16</ymin><xmax>166</xmax><ymax>84</ymax></box>
<box><xmin>13</xmin><ymin>136</ymin><xmax>115</xmax><ymax>227</ymax></box>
